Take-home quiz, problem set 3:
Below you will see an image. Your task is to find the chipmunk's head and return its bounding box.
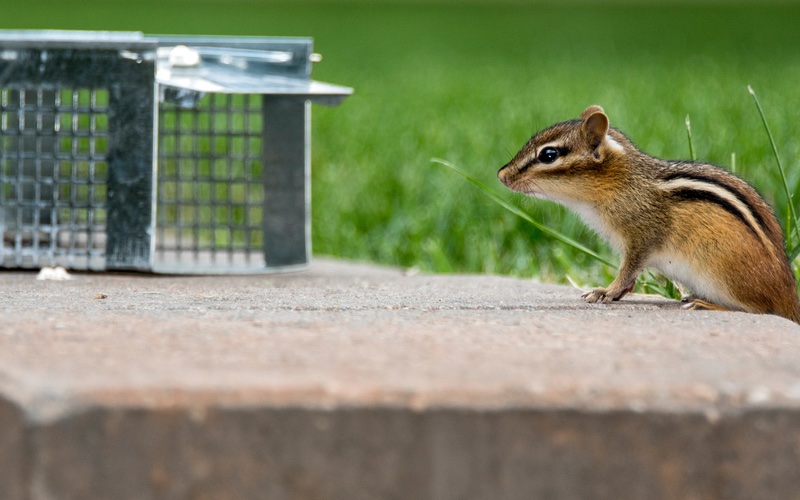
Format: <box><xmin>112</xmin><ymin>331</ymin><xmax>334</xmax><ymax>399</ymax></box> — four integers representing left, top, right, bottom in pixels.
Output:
<box><xmin>497</xmin><ymin>105</ymin><xmax>629</xmax><ymax>203</ymax></box>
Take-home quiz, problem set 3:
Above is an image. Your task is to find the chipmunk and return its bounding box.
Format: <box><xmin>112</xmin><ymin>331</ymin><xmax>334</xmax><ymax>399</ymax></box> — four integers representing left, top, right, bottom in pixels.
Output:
<box><xmin>497</xmin><ymin>105</ymin><xmax>800</xmax><ymax>323</ymax></box>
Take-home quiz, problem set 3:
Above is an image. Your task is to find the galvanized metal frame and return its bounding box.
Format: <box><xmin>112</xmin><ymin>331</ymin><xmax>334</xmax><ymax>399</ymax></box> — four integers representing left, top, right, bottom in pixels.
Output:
<box><xmin>0</xmin><ymin>30</ymin><xmax>352</xmax><ymax>273</ymax></box>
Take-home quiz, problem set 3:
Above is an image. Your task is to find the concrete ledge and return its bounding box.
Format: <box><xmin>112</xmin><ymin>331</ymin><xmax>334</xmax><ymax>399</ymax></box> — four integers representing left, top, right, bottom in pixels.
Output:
<box><xmin>0</xmin><ymin>258</ymin><xmax>798</xmax><ymax>498</ymax></box>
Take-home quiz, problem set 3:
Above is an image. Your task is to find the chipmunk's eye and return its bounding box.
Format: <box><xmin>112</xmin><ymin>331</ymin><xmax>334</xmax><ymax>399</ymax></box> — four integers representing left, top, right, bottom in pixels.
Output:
<box><xmin>537</xmin><ymin>147</ymin><xmax>560</xmax><ymax>164</ymax></box>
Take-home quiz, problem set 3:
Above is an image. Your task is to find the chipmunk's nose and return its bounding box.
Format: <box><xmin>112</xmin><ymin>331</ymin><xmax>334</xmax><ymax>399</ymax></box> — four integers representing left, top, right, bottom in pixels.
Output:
<box><xmin>497</xmin><ymin>164</ymin><xmax>510</xmax><ymax>185</ymax></box>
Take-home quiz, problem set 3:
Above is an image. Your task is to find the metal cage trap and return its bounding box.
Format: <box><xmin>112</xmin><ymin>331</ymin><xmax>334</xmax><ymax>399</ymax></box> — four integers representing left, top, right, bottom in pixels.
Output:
<box><xmin>0</xmin><ymin>30</ymin><xmax>352</xmax><ymax>273</ymax></box>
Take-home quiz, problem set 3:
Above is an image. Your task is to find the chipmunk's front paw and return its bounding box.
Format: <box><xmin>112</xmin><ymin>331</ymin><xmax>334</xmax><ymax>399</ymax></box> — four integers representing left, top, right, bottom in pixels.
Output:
<box><xmin>581</xmin><ymin>281</ymin><xmax>634</xmax><ymax>304</ymax></box>
<box><xmin>581</xmin><ymin>288</ymin><xmax>614</xmax><ymax>304</ymax></box>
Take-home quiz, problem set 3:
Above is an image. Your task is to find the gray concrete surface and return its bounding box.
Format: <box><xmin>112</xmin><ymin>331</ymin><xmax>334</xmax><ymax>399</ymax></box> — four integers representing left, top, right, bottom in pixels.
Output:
<box><xmin>0</xmin><ymin>258</ymin><xmax>799</xmax><ymax>499</ymax></box>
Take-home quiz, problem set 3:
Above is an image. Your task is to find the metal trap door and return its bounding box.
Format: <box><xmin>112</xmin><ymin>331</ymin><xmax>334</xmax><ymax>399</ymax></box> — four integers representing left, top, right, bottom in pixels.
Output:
<box><xmin>0</xmin><ymin>38</ymin><xmax>158</xmax><ymax>272</ymax></box>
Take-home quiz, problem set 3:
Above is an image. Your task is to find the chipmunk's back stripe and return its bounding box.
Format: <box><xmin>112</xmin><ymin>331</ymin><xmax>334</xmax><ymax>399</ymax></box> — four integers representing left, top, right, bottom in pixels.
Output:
<box><xmin>661</xmin><ymin>177</ymin><xmax>770</xmax><ymax>248</ymax></box>
<box><xmin>661</xmin><ymin>171</ymin><xmax>769</xmax><ymax>231</ymax></box>
<box><xmin>671</xmin><ymin>188</ymin><xmax>760</xmax><ymax>239</ymax></box>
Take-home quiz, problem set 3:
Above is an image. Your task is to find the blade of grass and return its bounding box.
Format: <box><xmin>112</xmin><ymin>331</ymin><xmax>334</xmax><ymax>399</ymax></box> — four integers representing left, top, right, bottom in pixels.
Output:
<box><xmin>685</xmin><ymin>115</ymin><xmax>696</xmax><ymax>161</ymax></box>
<box><xmin>790</xmin><ymin>238</ymin><xmax>800</xmax><ymax>262</ymax></box>
<box><xmin>432</xmin><ymin>158</ymin><xmax>616</xmax><ymax>268</ymax></box>
<box><xmin>748</xmin><ymin>85</ymin><xmax>800</xmax><ymax>246</ymax></box>
<box><xmin>639</xmin><ymin>270</ymin><xmax>682</xmax><ymax>300</ymax></box>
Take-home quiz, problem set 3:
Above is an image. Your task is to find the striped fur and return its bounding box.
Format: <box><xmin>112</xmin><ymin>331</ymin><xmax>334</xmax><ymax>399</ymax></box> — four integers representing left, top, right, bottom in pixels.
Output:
<box><xmin>658</xmin><ymin>173</ymin><xmax>772</xmax><ymax>250</ymax></box>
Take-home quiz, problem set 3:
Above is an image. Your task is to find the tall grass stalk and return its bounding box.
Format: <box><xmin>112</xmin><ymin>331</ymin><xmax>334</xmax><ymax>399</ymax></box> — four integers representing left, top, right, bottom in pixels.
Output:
<box><xmin>431</xmin><ymin>158</ymin><xmax>616</xmax><ymax>268</ymax></box>
<box><xmin>748</xmin><ymin>85</ymin><xmax>800</xmax><ymax>253</ymax></box>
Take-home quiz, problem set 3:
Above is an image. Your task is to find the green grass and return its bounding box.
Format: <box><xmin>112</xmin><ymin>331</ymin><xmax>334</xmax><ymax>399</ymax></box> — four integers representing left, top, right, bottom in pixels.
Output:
<box><xmin>6</xmin><ymin>2</ymin><xmax>800</xmax><ymax>287</ymax></box>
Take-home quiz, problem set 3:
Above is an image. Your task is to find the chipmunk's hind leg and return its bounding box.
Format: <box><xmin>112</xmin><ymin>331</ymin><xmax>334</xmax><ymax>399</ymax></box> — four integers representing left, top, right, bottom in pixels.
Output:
<box><xmin>682</xmin><ymin>298</ymin><xmax>732</xmax><ymax>312</ymax></box>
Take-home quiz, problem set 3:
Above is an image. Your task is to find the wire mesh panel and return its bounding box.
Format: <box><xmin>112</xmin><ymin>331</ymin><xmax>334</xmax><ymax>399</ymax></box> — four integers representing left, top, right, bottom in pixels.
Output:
<box><xmin>155</xmin><ymin>92</ymin><xmax>266</xmax><ymax>272</ymax></box>
<box><xmin>0</xmin><ymin>86</ymin><xmax>109</xmax><ymax>270</ymax></box>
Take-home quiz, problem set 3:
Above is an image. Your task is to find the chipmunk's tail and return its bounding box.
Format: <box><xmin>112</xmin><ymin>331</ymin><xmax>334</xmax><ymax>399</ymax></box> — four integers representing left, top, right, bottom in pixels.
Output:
<box><xmin>789</xmin><ymin>304</ymin><xmax>800</xmax><ymax>325</ymax></box>
<box><xmin>779</xmin><ymin>294</ymin><xmax>800</xmax><ymax>324</ymax></box>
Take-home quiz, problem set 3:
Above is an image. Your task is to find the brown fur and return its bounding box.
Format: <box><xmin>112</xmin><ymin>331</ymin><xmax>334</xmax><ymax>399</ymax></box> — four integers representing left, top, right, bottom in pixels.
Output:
<box><xmin>498</xmin><ymin>105</ymin><xmax>800</xmax><ymax>323</ymax></box>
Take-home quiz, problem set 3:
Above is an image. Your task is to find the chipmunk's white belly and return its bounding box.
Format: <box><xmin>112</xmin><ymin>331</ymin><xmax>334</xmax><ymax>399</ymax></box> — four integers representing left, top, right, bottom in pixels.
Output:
<box><xmin>649</xmin><ymin>253</ymin><xmax>738</xmax><ymax>308</ymax></box>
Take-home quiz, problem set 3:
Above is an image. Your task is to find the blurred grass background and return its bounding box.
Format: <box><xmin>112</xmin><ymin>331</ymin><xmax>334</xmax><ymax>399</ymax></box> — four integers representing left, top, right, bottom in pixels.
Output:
<box><xmin>5</xmin><ymin>1</ymin><xmax>800</xmax><ymax>287</ymax></box>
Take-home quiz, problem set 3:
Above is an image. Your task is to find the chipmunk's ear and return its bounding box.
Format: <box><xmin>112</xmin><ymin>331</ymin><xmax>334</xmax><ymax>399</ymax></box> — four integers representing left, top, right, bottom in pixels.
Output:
<box><xmin>580</xmin><ymin>105</ymin><xmax>605</xmax><ymax>120</ymax></box>
<box><xmin>580</xmin><ymin>105</ymin><xmax>609</xmax><ymax>150</ymax></box>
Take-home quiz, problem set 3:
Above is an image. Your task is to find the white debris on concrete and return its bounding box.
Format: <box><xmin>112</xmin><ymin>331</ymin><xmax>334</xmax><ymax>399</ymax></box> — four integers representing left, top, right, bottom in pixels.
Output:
<box><xmin>36</xmin><ymin>266</ymin><xmax>73</xmax><ymax>281</ymax></box>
